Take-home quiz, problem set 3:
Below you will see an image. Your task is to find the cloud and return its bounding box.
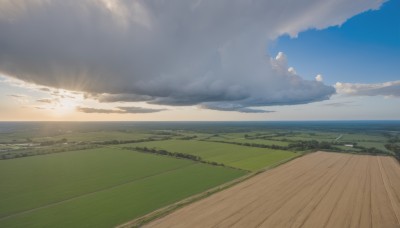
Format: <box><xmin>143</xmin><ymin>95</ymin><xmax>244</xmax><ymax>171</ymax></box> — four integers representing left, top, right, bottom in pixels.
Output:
<box><xmin>39</xmin><ymin>87</ymin><xmax>51</xmax><ymax>92</ymax></box>
<box><xmin>0</xmin><ymin>0</ymin><xmax>383</xmax><ymax>112</ymax></box>
<box><xmin>34</xmin><ymin>106</ymin><xmax>47</xmax><ymax>110</ymax></box>
<box><xmin>335</xmin><ymin>81</ymin><xmax>400</xmax><ymax>97</ymax></box>
<box><xmin>288</xmin><ymin>67</ymin><xmax>297</xmax><ymax>75</ymax></box>
<box><xmin>8</xmin><ymin>94</ymin><xmax>26</xmax><ymax>98</ymax></box>
<box><xmin>76</xmin><ymin>107</ymin><xmax>124</xmax><ymax>114</ymax></box>
<box><xmin>321</xmin><ymin>101</ymin><xmax>356</xmax><ymax>107</ymax></box>
<box><xmin>36</xmin><ymin>98</ymin><xmax>54</xmax><ymax>103</ymax></box>
<box><xmin>76</xmin><ymin>106</ymin><xmax>165</xmax><ymax>114</ymax></box>
<box><xmin>315</xmin><ymin>74</ymin><xmax>323</xmax><ymax>82</ymax></box>
<box><xmin>8</xmin><ymin>94</ymin><xmax>29</xmax><ymax>103</ymax></box>
<box><xmin>93</xmin><ymin>93</ymin><xmax>153</xmax><ymax>103</ymax></box>
<box><xmin>118</xmin><ymin>106</ymin><xmax>166</xmax><ymax>113</ymax></box>
<box><xmin>200</xmin><ymin>103</ymin><xmax>273</xmax><ymax>113</ymax></box>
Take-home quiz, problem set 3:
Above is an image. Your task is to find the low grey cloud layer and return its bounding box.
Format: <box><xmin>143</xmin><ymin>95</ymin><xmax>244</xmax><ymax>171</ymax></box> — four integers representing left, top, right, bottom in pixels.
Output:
<box><xmin>200</xmin><ymin>103</ymin><xmax>273</xmax><ymax>113</ymax></box>
<box><xmin>0</xmin><ymin>0</ymin><xmax>384</xmax><ymax>112</ymax></box>
<box><xmin>8</xmin><ymin>94</ymin><xmax>26</xmax><ymax>98</ymax></box>
<box><xmin>321</xmin><ymin>101</ymin><xmax>356</xmax><ymax>107</ymax></box>
<box><xmin>8</xmin><ymin>94</ymin><xmax>29</xmax><ymax>103</ymax></box>
<box><xmin>36</xmin><ymin>98</ymin><xmax>54</xmax><ymax>104</ymax></box>
<box><xmin>335</xmin><ymin>81</ymin><xmax>400</xmax><ymax>97</ymax></box>
<box><xmin>77</xmin><ymin>106</ymin><xmax>165</xmax><ymax>114</ymax></box>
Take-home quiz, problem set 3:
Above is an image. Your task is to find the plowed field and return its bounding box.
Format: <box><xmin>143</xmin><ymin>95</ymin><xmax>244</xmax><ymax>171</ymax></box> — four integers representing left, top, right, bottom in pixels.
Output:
<box><xmin>146</xmin><ymin>152</ymin><xmax>400</xmax><ymax>228</ymax></box>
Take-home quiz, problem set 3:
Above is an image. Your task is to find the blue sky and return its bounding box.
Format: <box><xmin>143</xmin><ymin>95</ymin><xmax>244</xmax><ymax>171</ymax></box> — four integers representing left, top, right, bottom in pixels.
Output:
<box><xmin>269</xmin><ymin>0</ymin><xmax>400</xmax><ymax>85</ymax></box>
<box><xmin>0</xmin><ymin>0</ymin><xmax>398</xmax><ymax>120</ymax></box>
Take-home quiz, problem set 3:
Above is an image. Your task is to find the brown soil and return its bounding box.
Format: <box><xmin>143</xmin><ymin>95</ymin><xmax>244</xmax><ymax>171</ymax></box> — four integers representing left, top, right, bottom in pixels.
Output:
<box><xmin>145</xmin><ymin>152</ymin><xmax>400</xmax><ymax>228</ymax></box>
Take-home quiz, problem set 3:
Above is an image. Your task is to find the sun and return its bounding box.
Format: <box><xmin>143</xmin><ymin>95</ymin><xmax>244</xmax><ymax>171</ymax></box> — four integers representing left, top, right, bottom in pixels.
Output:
<box><xmin>46</xmin><ymin>90</ymin><xmax>84</xmax><ymax>116</ymax></box>
<box><xmin>54</xmin><ymin>98</ymin><xmax>78</xmax><ymax>115</ymax></box>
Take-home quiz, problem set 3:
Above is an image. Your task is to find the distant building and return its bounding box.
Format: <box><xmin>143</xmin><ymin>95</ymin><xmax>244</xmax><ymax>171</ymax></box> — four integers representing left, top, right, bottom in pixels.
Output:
<box><xmin>344</xmin><ymin>144</ymin><xmax>354</xmax><ymax>147</ymax></box>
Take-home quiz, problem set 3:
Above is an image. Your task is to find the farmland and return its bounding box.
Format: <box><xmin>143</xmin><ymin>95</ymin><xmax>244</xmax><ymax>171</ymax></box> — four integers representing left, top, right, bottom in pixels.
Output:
<box><xmin>0</xmin><ymin>121</ymin><xmax>400</xmax><ymax>227</ymax></box>
<box><xmin>124</xmin><ymin>140</ymin><xmax>296</xmax><ymax>171</ymax></box>
<box><xmin>34</xmin><ymin>131</ymin><xmax>153</xmax><ymax>143</ymax></box>
<box><xmin>0</xmin><ymin>147</ymin><xmax>245</xmax><ymax>227</ymax></box>
<box><xmin>146</xmin><ymin>151</ymin><xmax>400</xmax><ymax>228</ymax></box>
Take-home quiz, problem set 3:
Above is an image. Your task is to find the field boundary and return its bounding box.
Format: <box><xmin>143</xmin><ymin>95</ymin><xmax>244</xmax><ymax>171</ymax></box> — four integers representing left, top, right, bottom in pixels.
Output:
<box><xmin>121</xmin><ymin>146</ymin><xmax>246</xmax><ymax>172</ymax></box>
<box><xmin>116</xmin><ymin>152</ymin><xmax>305</xmax><ymax>228</ymax></box>
<box><xmin>321</xmin><ymin>148</ymin><xmax>394</xmax><ymax>157</ymax></box>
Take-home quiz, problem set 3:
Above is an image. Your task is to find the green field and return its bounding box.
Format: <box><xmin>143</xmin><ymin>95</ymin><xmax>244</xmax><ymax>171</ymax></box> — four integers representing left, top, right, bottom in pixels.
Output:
<box><xmin>270</xmin><ymin>135</ymin><xmax>338</xmax><ymax>142</ymax></box>
<box><xmin>236</xmin><ymin>131</ymin><xmax>340</xmax><ymax>142</ymax></box>
<box><xmin>339</xmin><ymin>133</ymin><xmax>387</xmax><ymax>142</ymax></box>
<box><xmin>336</xmin><ymin>133</ymin><xmax>390</xmax><ymax>152</ymax></box>
<box><xmin>204</xmin><ymin>133</ymin><xmax>290</xmax><ymax>146</ymax></box>
<box><xmin>0</xmin><ymin>148</ymin><xmax>245</xmax><ymax>227</ymax></box>
<box><xmin>356</xmin><ymin>141</ymin><xmax>391</xmax><ymax>152</ymax></box>
<box><xmin>126</xmin><ymin>140</ymin><xmax>297</xmax><ymax>171</ymax></box>
<box><xmin>1</xmin><ymin>122</ymin><xmax>397</xmax><ymax>227</ymax></box>
<box><xmin>225</xmin><ymin>138</ymin><xmax>290</xmax><ymax>147</ymax></box>
<box><xmin>33</xmin><ymin>131</ymin><xmax>153</xmax><ymax>142</ymax></box>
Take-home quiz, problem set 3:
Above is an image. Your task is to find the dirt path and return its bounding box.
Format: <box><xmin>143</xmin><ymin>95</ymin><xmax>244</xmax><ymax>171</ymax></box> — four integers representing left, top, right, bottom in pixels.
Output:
<box><xmin>145</xmin><ymin>152</ymin><xmax>400</xmax><ymax>228</ymax></box>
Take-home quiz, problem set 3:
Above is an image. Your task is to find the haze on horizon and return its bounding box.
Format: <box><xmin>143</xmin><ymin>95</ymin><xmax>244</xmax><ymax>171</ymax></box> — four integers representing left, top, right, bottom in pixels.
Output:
<box><xmin>0</xmin><ymin>0</ymin><xmax>399</xmax><ymax>121</ymax></box>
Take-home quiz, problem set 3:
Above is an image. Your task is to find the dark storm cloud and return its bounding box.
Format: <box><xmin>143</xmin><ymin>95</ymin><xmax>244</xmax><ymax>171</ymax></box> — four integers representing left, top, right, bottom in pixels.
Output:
<box><xmin>0</xmin><ymin>0</ymin><xmax>383</xmax><ymax>112</ymax></box>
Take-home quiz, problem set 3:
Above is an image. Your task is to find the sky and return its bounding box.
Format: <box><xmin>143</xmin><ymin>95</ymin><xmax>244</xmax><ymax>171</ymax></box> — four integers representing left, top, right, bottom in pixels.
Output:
<box><xmin>0</xmin><ymin>0</ymin><xmax>398</xmax><ymax>121</ymax></box>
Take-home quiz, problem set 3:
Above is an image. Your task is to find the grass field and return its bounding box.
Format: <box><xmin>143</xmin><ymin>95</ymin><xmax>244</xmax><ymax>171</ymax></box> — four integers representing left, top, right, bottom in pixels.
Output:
<box><xmin>242</xmin><ymin>131</ymin><xmax>340</xmax><ymax>143</ymax></box>
<box><xmin>270</xmin><ymin>135</ymin><xmax>337</xmax><ymax>142</ymax></box>
<box><xmin>0</xmin><ymin>132</ymin><xmax>35</xmax><ymax>143</ymax></box>
<box><xmin>340</xmin><ymin>133</ymin><xmax>388</xmax><ymax>142</ymax></box>
<box><xmin>33</xmin><ymin>131</ymin><xmax>153</xmax><ymax>142</ymax></box>
<box><xmin>0</xmin><ymin>148</ymin><xmax>245</xmax><ymax>227</ymax></box>
<box><xmin>125</xmin><ymin>140</ymin><xmax>297</xmax><ymax>171</ymax></box>
<box><xmin>205</xmin><ymin>134</ymin><xmax>290</xmax><ymax>147</ymax></box>
<box><xmin>225</xmin><ymin>138</ymin><xmax>290</xmax><ymax>147</ymax></box>
<box><xmin>1</xmin><ymin>122</ymin><xmax>398</xmax><ymax>227</ymax></box>
<box><xmin>356</xmin><ymin>141</ymin><xmax>391</xmax><ymax>152</ymax></box>
<box><xmin>337</xmin><ymin>133</ymin><xmax>390</xmax><ymax>152</ymax></box>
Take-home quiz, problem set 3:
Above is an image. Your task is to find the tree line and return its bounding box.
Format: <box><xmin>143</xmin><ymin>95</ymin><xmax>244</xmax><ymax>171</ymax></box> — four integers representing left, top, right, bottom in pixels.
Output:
<box><xmin>201</xmin><ymin>139</ymin><xmax>390</xmax><ymax>156</ymax></box>
<box><xmin>92</xmin><ymin>137</ymin><xmax>171</xmax><ymax>145</ymax></box>
<box><xmin>123</xmin><ymin>146</ymin><xmax>225</xmax><ymax>167</ymax></box>
<box><xmin>385</xmin><ymin>144</ymin><xmax>400</xmax><ymax>161</ymax></box>
<box><xmin>0</xmin><ymin>144</ymin><xmax>99</xmax><ymax>160</ymax></box>
<box><xmin>203</xmin><ymin>139</ymin><xmax>334</xmax><ymax>151</ymax></box>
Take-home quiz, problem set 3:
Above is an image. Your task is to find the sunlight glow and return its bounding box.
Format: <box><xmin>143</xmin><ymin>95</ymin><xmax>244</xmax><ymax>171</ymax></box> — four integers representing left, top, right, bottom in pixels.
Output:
<box><xmin>43</xmin><ymin>90</ymin><xmax>85</xmax><ymax>116</ymax></box>
<box><xmin>53</xmin><ymin>98</ymin><xmax>79</xmax><ymax>115</ymax></box>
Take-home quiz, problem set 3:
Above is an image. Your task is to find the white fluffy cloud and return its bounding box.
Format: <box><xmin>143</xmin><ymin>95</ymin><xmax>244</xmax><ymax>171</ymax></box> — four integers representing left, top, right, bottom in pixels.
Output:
<box><xmin>315</xmin><ymin>74</ymin><xmax>324</xmax><ymax>82</ymax></box>
<box><xmin>0</xmin><ymin>0</ymin><xmax>384</xmax><ymax>111</ymax></box>
<box><xmin>335</xmin><ymin>81</ymin><xmax>400</xmax><ymax>97</ymax></box>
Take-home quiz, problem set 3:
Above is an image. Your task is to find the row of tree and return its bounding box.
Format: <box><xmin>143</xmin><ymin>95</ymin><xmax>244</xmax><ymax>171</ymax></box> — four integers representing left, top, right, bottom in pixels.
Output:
<box><xmin>179</xmin><ymin>135</ymin><xmax>198</xmax><ymax>140</ymax></box>
<box><xmin>39</xmin><ymin>138</ymin><xmax>68</xmax><ymax>146</ymax></box>
<box><xmin>202</xmin><ymin>139</ymin><xmax>390</xmax><ymax>156</ymax></box>
<box><xmin>385</xmin><ymin>144</ymin><xmax>400</xmax><ymax>160</ymax></box>
<box><xmin>92</xmin><ymin>137</ymin><xmax>171</xmax><ymax>145</ymax></box>
<box><xmin>201</xmin><ymin>139</ymin><xmax>288</xmax><ymax>150</ymax></box>
<box><xmin>124</xmin><ymin>146</ymin><xmax>225</xmax><ymax>167</ymax></box>
<box><xmin>244</xmin><ymin>132</ymin><xmax>290</xmax><ymax>140</ymax></box>
<box><xmin>0</xmin><ymin>144</ymin><xmax>98</xmax><ymax>160</ymax></box>
<box><xmin>201</xmin><ymin>139</ymin><xmax>327</xmax><ymax>151</ymax></box>
<box><xmin>287</xmin><ymin>140</ymin><xmax>334</xmax><ymax>151</ymax></box>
